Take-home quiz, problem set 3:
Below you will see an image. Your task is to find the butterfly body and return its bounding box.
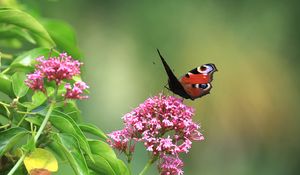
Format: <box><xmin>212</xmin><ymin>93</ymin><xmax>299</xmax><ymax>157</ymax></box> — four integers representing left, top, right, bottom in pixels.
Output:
<box><xmin>157</xmin><ymin>49</ymin><xmax>217</xmax><ymax>100</ymax></box>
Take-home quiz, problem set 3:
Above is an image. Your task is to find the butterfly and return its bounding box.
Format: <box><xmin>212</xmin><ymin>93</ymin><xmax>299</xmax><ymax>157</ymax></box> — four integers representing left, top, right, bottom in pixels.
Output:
<box><xmin>157</xmin><ymin>49</ymin><xmax>217</xmax><ymax>100</ymax></box>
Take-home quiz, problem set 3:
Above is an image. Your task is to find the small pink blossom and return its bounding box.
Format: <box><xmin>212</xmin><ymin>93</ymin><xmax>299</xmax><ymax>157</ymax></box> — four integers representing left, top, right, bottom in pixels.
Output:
<box><xmin>107</xmin><ymin>129</ymin><xmax>130</xmax><ymax>152</ymax></box>
<box><xmin>25</xmin><ymin>70</ymin><xmax>45</xmax><ymax>91</ymax></box>
<box><xmin>159</xmin><ymin>155</ymin><xmax>184</xmax><ymax>175</ymax></box>
<box><xmin>63</xmin><ymin>81</ymin><xmax>89</xmax><ymax>100</ymax></box>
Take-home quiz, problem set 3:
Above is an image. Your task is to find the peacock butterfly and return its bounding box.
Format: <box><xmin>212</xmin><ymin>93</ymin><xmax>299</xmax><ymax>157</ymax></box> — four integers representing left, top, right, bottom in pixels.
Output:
<box><xmin>157</xmin><ymin>49</ymin><xmax>217</xmax><ymax>100</ymax></box>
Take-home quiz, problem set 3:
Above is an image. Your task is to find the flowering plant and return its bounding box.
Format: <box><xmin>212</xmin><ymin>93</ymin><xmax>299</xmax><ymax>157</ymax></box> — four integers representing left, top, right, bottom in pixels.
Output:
<box><xmin>0</xmin><ymin>3</ymin><xmax>127</xmax><ymax>175</ymax></box>
<box><xmin>0</xmin><ymin>2</ymin><xmax>206</xmax><ymax>175</ymax></box>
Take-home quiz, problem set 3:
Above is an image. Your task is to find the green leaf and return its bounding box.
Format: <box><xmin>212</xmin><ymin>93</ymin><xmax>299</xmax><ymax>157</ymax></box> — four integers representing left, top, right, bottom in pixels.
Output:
<box><xmin>88</xmin><ymin>140</ymin><xmax>116</xmax><ymax>158</ymax></box>
<box><xmin>21</xmin><ymin>135</ymin><xmax>35</xmax><ymax>153</ymax></box>
<box><xmin>86</xmin><ymin>155</ymin><xmax>117</xmax><ymax>175</ymax></box>
<box><xmin>117</xmin><ymin>160</ymin><xmax>130</xmax><ymax>175</ymax></box>
<box><xmin>53</xmin><ymin>133</ymin><xmax>89</xmax><ymax>175</ymax></box>
<box><xmin>0</xmin><ymin>8</ymin><xmax>55</xmax><ymax>46</ymax></box>
<box><xmin>0</xmin><ymin>37</ymin><xmax>22</xmax><ymax>48</ymax></box>
<box><xmin>0</xmin><ymin>25</ymin><xmax>36</xmax><ymax>44</ymax></box>
<box><xmin>88</xmin><ymin>140</ymin><xmax>130</xmax><ymax>175</ymax></box>
<box><xmin>24</xmin><ymin>148</ymin><xmax>58</xmax><ymax>173</ymax></box>
<box><xmin>0</xmin><ymin>127</ymin><xmax>28</xmax><ymax>157</ymax></box>
<box><xmin>11</xmin><ymin>72</ymin><xmax>29</xmax><ymax>98</ymax></box>
<box><xmin>25</xmin><ymin>116</ymin><xmax>43</xmax><ymax>126</ymax></box>
<box><xmin>79</xmin><ymin>123</ymin><xmax>107</xmax><ymax>140</ymax></box>
<box><xmin>26</xmin><ymin>91</ymin><xmax>47</xmax><ymax>111</ymax></box>
<box><xmin>89</xmin><ymin>170</ymin><xmax>98</xmax><ymax>175</ymax></box>
<box><xmin>47</xmin><ymin>140</ymin><xmax>67</xmax><ymax>161</ymax></box>
<box><xmin>0</xmin><ymin>73</ymin><xmax>13</xmax><ymax>97</ymax></box>
<box><xmin>49</xmin><ymin>112</ymin><xmax>94</xmax><ymax>162</ymax></box>
<box><xmin>42</xmin><ymin>19</ymin><xmax>81</xmax><ymax>59</ymax></box>
<box><xmin>9</xmin><ymin>47</ymin><xmax>59</xmax><ymax>73</ymax></box>
<box><xmin>61</xmin><ymin>101</ymin><xmax>81</xmax><ymax>121</ymax></box>
<box><xmin>0</xmin><ymin>0</ymin><xmax>20</xmax><ymax>9</ymax></box>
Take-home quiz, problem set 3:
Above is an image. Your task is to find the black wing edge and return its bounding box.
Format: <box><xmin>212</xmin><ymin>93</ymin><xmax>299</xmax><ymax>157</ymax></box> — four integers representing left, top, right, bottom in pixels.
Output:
<box><xmin>156</xmin><ymin>49</ymin><xmax>191</xmax><ymax>99</ymax></box>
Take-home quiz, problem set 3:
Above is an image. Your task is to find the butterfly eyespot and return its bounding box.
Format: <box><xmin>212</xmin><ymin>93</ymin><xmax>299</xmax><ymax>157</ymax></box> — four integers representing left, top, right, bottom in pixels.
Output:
<box><xmin>192</xmin><ymin>83</ymin><xmax>210</xmax><ymax>90</ymax></box>
<box><xmin>200</xmin><ymin>84</ymin><xmax>208</xmax><ymax>89</ymax></box>
<box><xmin>198</xmin><ymin>64</ymin><xmax>214</xmax><ymax>74</ymax></box>
<box><xmin>200</xmin><ymin>66</ymin><xmax>207</xmax><ymax>71</ymax></box>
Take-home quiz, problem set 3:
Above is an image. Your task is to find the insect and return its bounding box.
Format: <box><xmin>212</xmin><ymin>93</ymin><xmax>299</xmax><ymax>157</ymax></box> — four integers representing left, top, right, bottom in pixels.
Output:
<box><xmin>157</xmin><ymin>49</ymin><xmax>217</xmax><ymax>100</ymax></box>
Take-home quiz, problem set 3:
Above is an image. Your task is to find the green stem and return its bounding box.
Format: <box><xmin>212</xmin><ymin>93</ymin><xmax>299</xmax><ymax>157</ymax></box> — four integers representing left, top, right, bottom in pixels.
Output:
<box><xmin>0</xmin><ymin>101</ymin><xmax>10</xmax><ymax>118</ymax></box>
<box><xmin>128</xmin><ymin>161</ymin><xmax>132</xmax><ymax>175</ymax></box>
<box><xmin>1</xmin><ymin>68</ymin><xmax>9</xmax><ymax>74</ymax></box>
<box><xmin>17</xmin><ymin>114</ymin><xmax>27</xmax><ymax>127</ymax></box>
<box><xmin>0</xmin><ymin>52</ymin><xmax>13</xmax><ymax>59</ymax></box>
<box><xmin>16</xmin><ymin>111</ymin><xmax>37</xmax><ymax>127</ymax></box>
<box><xmin>0</xmin><ymin>123</ymin><xmax>10</xmax><ymax>129</ymax></box>
<box><xmin>0</xmin><ymin>52</ymin><xmax>13</xmax><ymax>73</ymax></box>
<box><xmin>7</xmin><ymin>154</ymin><xmax>26</xmax><ymax>175</ymax></box>
<box><xmin>138</xmin><ymin>158</ymin><xmax>156</xmax><ymax>175</ymax></box>
<box><xmin>34</xmin><ymin>99</ymin><xmax>56</xmax><ymax>142</ymax></box>
<box><xmin>7</xmin><ymin>88</ymin><xmax>57</xmax><ymax>175</ymax></box>
<box><xmin>0</xmin><ymin>101</ymin><xmax>10</xmax><ymax>107</ymax></box>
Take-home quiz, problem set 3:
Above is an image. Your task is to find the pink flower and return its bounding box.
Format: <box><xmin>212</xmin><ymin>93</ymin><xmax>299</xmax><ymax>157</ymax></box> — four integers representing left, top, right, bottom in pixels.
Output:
<box><xmin>35</xmin><ymin>53</ymin><xmax>81</xmax><ymax>85</ymax></box>
<box><xmin>108</xmin><ymin>94</ymin><xmax>204</xmax><ymax>174</ymax></box>
<box><xmin>159</xmin><ymin>155</ymin><xmax>184</xmax><ymax>175</ymax></box>
<box><xmin>107</xmin><ymin>129</ymin><xmax>130</xmax><ymax>152</ymax></box>
<box><xmin>63</xmin><ymin>81</ymin><xmax>89</xmax><ymax>100</ymax></box>
<box><xmin>25</xmin><ymin>70</ymin><xmax>45</xmax><ymax>91</ymax></box>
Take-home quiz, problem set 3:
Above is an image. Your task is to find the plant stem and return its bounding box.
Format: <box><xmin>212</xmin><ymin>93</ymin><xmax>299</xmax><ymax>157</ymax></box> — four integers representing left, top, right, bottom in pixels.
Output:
<box><xmin>16</xmin><ymin>111</ymin><xmax>38</xmax><ymax>127</ymax></box>
<box><xmin>7</xmin><ymin>154</ymin><xmax>26</xmax><ymax>175</ymax></box>
<box><xmin>16</xmin><ymin>111</ymin><xmax>37</xmax><ymax>115</ymax></box>
<box><xmin>138</xmin><ymin>157</ymin><xmax>156</xmax><ymax>175</ymax></box>
<box><xmin>0</xmin><ymin>123</ymin><xmax>10</xmax><ymax>129</ymax></box>
<box><xmin>128</xmin><ymin>161</ymin><xmax>132</xmax><ymax>175</ymax></box>
<box><xmin>0</xmin><ymin>101</ymin><xmax>10</xmax><ymax>107</ymax></box>
<box><xmin>7</xmin><ymin>88</ymin><xmax>57</xmax><ymax>175</ymax></box>
<box><xmin>34</xmin><ymin>100</ymin><xmax>55</xmax><ymax>142</ymax></box>
<box><xmin>0</xmin><ymin>52</ymin><xmax>13</xmax><ymax>59</ymax></box>
<box><xmin>0</xmin><ymin>52</ymin><xmax>13</xmax><ymax>74</ymax></box>
<box><xmin>34</xmin><ymin>86</ymin><xmax>57</xmax><ymax>142</ymax></box>
<box><xmin>17</xmin><ymin>114</ymin><xmax>27</xmax><ymax>127</ymax></box>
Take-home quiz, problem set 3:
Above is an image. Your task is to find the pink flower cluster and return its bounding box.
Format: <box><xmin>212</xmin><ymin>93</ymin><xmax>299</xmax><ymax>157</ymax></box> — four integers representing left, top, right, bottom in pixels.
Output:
<box><xmin>64</xmin><ymin>81</ymin><xmax>89</xmax><ymax>100</ymax></box>
<box><xmin>25</xmin><ymin>53</ymin><xmax>88</xmax><ymax>100</ymax></box>
<box><xmin>35</xmin><ymin>52</ymin><xmax>81</xmax><ymax>84</ymax></box>
<box><xmin>25</xmin><ymin>70</ymin><xmax>44</xmax><ymax>91</ymax></box>
<box><xmin>159</xmin><ymin>155</ymin><xmax>184</xmax><ymax>175</ymax></box>
<box><xmin>108</xmin><ymin>94</ymin><xmax>204</xmax><ymax>175</ymax></box>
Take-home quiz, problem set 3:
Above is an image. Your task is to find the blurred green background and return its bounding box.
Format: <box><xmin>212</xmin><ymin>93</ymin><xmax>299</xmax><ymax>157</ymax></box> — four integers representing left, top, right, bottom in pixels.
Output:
<box><xmin>29</xmin><ymin>0</ymin><xmax>300</xmax><ymax>174</ymax></box>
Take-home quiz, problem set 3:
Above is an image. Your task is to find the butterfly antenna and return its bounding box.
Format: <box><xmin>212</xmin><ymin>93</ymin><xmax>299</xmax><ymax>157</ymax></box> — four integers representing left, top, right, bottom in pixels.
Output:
<box><xmin>164</xmin><ymin>84</ymin><xmax>170</xmax><ymax>91</ymax></box>
<box><xmin>156</xmin><ymin>49</ymin><xmax>178</xmax><ymax>80</ymax></box>
<box><xmin>48</xmin><ymin>48</ymin><xmax>54</xmax><ymax>58</ymax></box>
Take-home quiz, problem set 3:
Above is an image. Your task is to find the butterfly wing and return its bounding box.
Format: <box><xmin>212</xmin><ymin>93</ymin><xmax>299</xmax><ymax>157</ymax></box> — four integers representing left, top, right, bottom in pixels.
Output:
<box><xmin>181</xmin><ymin>74</ymin><xmax>210</xmax><ymax>84</ymax></box>
<box><xmin>157</xmin><ymin>49</ymin><xmax>191</xmax><ymax>99</ymax></box>
<box><xmin>179</xmin><ymin>64</ymin><xmax>217</xmax><ymax>99</ymax></box>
